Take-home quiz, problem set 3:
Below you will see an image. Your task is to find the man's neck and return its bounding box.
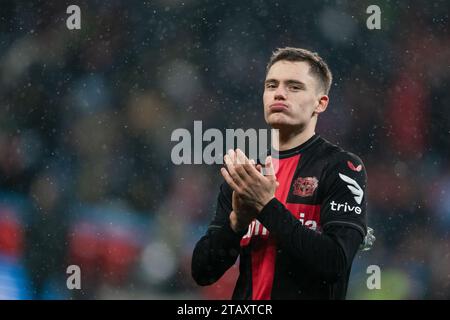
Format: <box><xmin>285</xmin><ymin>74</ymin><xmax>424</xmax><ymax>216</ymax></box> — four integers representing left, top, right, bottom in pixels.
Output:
<box><xmin>273</xmin><ymin>124</ymin><xmax>316</xmax><ymax>151</ymax></box>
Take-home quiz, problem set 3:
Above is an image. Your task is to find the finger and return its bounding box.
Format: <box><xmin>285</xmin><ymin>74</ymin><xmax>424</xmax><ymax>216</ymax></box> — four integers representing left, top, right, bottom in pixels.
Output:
<box><xmin>236</xmin><ymin>149</ymin><xmax>261</xmax><ymax>178</ymax></box>
<box><xmin>224</xmin><ymin>154</ymin><xmax>246</xmax><ymax>186</ymax></box>
<box><xmin>228</xmin><ymin>149</ymin><xmax>237</xmax><ymax>164</ymax></box>
<box><xmin>230</xmin><ymin>150</ymin><xmax>251</xmax><ymax>180</ymax></box>
<box><xmin>264</xmin><ymin>156</ymin><xmax>276</xmax><ymax>177</ymax></box>
<box><xmin>256</xmin><ymin>164</ymin><xmax>263</xmax><ymax>174</ymax></box>
<box><xmin>224</xmin><ymin>154</ymin><xmax>233</xmax><ymax>171</ymax></box>
<box><xmin>220</xmin><ymin>167</ymin><xmax>241</xmax><ymax>192</ymax></box>
<box><xmin>248</xmin><ymin>159</ymin><xmax>261</xmax><ymax>175</ymax></box>
<box><xmin>235</xmin><ymin>148</ymin><xmax>250</xmax><ymax>165</ymax></box>
<box><xmin>246</xmin><ymin>158</ymin><xmax>265</xmax><ymax>178</ymax></box>
<box><xmin>233</xmin><ymin>149</ymin><xmax>253</xmax><ymax>181</ymax></box>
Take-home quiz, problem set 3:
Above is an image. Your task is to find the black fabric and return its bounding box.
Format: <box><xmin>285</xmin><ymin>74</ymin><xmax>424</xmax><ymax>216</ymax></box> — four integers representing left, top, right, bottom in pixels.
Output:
<box><xmin>258</xmin><ymin>198</ymin><xmax>363</xmax><ymax>299</ymax></box>
<box><xmin>191</xmin><ymin>182</ymin><xmax>244</xmax><ymax>286</ymax></box>
<box><xmin>192</xmin><ymin>135</ymin><xmax>368</xmax><ymax>299</ymax></box>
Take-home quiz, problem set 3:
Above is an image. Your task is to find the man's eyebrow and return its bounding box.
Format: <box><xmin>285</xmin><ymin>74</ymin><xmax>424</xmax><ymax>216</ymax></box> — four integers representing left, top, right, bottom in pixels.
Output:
<box><xmin>264</xmin><ymin>79</ymin><xmax>306</xmax><ymax>86</ymax></box>
<box><xmin>285</xmin><ymin>79</ymin><xmax>306</xmax><ymax>86</ymax></box>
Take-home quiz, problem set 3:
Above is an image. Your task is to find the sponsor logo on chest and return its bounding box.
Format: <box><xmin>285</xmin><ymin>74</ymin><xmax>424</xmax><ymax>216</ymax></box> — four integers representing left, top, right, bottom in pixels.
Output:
<box><xmin>240</xmin><ymin>204</ymin><xmax>321</xmax><ymax>246</ymax></box>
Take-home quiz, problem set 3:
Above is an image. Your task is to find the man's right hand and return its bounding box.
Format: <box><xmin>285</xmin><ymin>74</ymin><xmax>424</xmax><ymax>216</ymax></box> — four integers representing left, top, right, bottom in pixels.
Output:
<box><xmin>229</xmin><ymin>191</ymin><xmax>258</xmax><ymax>233</ymax></box>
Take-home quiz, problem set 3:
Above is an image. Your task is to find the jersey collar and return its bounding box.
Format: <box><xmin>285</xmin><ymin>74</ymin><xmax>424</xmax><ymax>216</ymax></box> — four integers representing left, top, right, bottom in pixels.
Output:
<box><xmin>271</xmin><ymin>134</ymin><xmax>321</xmax><ymax>159</ymax></box>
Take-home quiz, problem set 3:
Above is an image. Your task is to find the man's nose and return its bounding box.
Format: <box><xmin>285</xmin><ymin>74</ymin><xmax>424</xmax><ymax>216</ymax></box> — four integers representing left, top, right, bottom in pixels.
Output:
<box><xmin>274</xmin><ymin>86</ymin><xmax>287</xmax><ymax>100</ymax></box>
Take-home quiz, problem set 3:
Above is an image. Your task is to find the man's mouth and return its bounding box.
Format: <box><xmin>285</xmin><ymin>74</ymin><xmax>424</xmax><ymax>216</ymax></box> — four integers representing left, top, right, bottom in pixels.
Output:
<box><xmin>269</xmin><ymin>103</ymin><xmax>288</xmax><ymax>112</ymax></box>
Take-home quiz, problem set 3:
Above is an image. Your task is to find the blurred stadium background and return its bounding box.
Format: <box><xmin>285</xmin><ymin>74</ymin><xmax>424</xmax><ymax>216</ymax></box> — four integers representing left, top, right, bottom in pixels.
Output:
<box><xmin>0</xmin><ymin>0</ymin><xmax>449</xmax><ymax>299</ymax></box>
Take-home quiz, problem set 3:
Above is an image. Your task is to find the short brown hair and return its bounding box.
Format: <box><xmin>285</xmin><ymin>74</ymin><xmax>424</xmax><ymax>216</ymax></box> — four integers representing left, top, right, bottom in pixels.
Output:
<box><xmin>266</xmin><ymin>47</ymin><xmax>333</xmax><ymax>95</ymax></box>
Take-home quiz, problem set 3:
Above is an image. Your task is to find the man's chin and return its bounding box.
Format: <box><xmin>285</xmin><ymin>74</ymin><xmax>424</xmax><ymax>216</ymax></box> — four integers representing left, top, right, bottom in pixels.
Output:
<box><xmin>268</xmin><ymin>122</ymin><xmax>285</xmax><ymax>130</ymax></box>
<box><xmin>267</xmin><ymin>119</ymin><xmax>304</xmax><ymax>133</ymax></box>
<box><xmin>267</xmin><ymin>118</ymin><xmax>291</xmax><ymax>130</ymax></box>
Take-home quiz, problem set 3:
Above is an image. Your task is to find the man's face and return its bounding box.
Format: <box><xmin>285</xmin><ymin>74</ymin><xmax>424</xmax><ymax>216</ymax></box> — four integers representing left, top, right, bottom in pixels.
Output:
<box><xmin>263</xmin><ymin>60</ymin><xmax>323</xmax><ymax>130</ymax></box>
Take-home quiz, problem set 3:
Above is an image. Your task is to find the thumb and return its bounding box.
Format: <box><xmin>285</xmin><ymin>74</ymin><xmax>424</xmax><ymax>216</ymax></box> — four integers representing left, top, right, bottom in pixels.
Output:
<box><xmin>264</xmin><ymin>156</ymin><xmax>276</xmax><ymax>180</ymax></box>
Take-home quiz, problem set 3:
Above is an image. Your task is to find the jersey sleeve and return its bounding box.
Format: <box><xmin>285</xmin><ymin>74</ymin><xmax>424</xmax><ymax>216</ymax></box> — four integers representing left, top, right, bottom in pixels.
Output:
<box><xmin>319</xmin><ymin>152</ymin><xmax>368</xmax><ymax>238</ymax></box>
<box><xmin>191</xmin><ymin>182</ymin><xmax>246</xmax><ymax>286</ymax></box>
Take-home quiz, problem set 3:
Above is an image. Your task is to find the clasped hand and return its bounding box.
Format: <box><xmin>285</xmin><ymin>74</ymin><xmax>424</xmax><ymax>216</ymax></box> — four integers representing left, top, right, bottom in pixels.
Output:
<box><xmin>220</xmin><ymin>149</ymin><xmax>279</xmax><ymax>233</ymax></box>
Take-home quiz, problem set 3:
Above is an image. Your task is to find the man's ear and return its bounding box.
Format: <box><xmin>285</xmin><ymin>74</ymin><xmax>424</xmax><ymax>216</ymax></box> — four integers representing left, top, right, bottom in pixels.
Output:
<box><xmin>315</xmin><ymin>95</ymin><xmax>329</xmax><ymax>114</ymax></box>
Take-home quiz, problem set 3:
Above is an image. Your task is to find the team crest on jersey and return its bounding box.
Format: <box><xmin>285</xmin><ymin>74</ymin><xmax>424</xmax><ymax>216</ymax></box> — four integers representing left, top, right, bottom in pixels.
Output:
<box><xmin>293</xmin><ymin>177</ymin><xmax>318</xmax><ymax>197</ymax></box>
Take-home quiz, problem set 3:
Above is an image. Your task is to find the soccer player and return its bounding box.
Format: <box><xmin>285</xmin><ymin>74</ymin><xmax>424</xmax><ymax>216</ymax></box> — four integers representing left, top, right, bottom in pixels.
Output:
<box><xmin>192</xmin><ymin>47</ymin><xmax>372</xmax><ymax>299</ymax></box>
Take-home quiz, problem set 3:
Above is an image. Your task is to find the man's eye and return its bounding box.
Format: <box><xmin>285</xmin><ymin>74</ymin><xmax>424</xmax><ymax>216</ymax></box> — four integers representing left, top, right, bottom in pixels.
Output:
<box><xmin>289</xmin><ymin>86</ymin><xmax>301</xmax><ymax>90</ymax></box>
<box><xmin>266</xmin><ymin>84</ymin><xmax>276</xmax><ymax>89</ymax></box>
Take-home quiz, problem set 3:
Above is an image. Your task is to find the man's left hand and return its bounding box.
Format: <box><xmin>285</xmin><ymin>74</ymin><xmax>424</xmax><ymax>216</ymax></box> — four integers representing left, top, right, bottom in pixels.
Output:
<box><xmin>220</xmin><ymin>149</ymin><xmax>278</xmax><ymax>213</ymax></box>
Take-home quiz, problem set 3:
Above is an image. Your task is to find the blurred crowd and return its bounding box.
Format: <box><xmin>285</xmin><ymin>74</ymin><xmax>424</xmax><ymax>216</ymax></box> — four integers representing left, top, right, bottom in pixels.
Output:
<box><xmin>0</xmin><ymin>0</ymin><xmax>449</xmax><ymax>299</ymax></box>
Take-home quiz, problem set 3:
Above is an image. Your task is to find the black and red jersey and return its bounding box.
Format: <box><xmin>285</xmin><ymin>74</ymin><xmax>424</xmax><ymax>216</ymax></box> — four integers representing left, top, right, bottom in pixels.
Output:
<box><xmin>192</xmin><ymin>134</ymin><xmax>368</xmax><ymax>299</ymax></box>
